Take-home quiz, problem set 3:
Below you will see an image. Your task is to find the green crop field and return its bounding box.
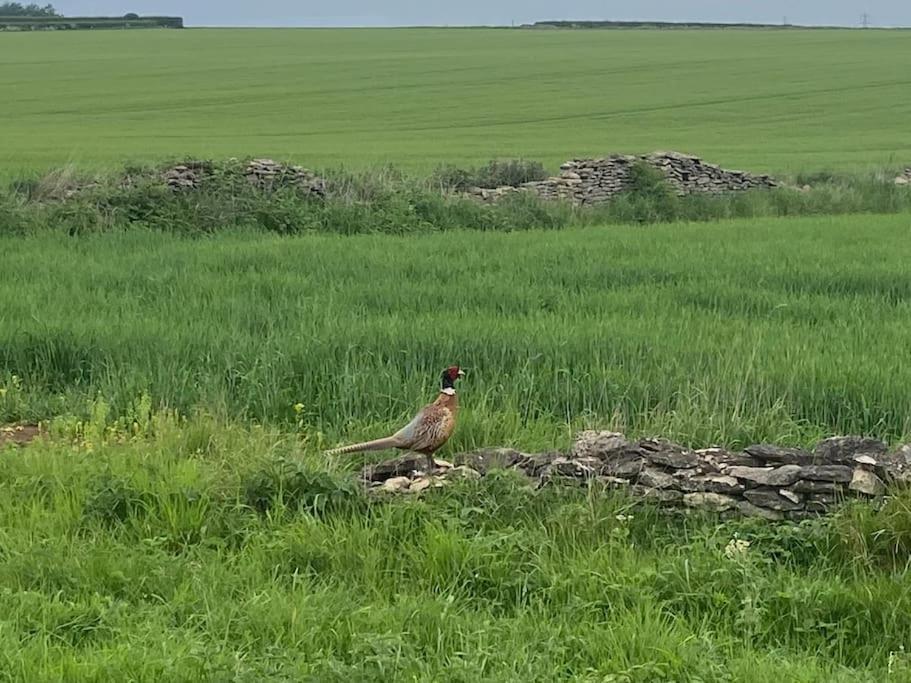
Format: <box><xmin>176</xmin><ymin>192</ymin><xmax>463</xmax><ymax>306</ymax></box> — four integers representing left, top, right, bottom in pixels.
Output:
<box><xmin>2</xmin><ymin>28</ymin><xmax>911</xmax><ymax>173</ymax></box>
<box><xmin>3</xmin><ymin>25</ymin><xmax>911</xmax><ymax>682</ymax></box>
<box><xmin>3</xmin><ymin>215</ymin><xmax>911</xmax><ymax>680</ymax></box>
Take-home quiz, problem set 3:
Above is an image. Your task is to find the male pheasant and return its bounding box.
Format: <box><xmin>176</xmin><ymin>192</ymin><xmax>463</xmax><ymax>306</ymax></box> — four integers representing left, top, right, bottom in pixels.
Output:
<box><xmin>326</xmin><ymin>366</ymin><xmax>465</xmax><ymax>469</ymax></box>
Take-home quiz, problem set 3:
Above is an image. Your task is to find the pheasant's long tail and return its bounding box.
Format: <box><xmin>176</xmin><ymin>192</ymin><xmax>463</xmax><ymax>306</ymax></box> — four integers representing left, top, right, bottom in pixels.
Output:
<box><xmin>325</xmin><ymin>436</ymin><xmax>402</xmax><ymax>457</ymax></box>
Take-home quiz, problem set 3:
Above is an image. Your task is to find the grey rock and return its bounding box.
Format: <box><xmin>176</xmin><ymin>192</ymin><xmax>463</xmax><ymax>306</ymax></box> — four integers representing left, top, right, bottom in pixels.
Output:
<box><xmin>571</xmin><ymin>430</ymin><xmax>630</xmax><ymax>459</ymax></box>
<box><xmin>447</xmin><ymin>466</ymin><xmax>482</xmax><ymax>481</ymax></box>
<box><xmin>797</xmin><ymin>465</ymin><xmax>853</xmax><ymax>483</ymax></box>
<box><xmin>544</xmin><ymin>457</ymin><xmax>597</xmax><ymax>479</ymax></box>
<box><xmin>737</xmin><ymin>501</ymin><xmax>784</xmax><ymax>520</ymax></box>
<box><xmin>683</xmin><ymin>492</ymin><xmax>739</xmax><ymax>512</ymax></box>
<box><xmin>789</xmin><ymin>479</ymin><xmax>846</xmax><ymax>495</ymax></box>
<box><xmin>600</xmin><ymin>454</ymin><xmax>646</xmax><ymax>478</ymax></box>
<box><xmin>514</xmin><ymin>452</ymin><xmax>560</xmax><ymax>477</ymax></box>
<box><xmin>362</xmin><ymin>454</ymin><xmax>428</xmax><ymax>482</ymax></box>
<box><xmin>814</xmin><ymin>436</ymin><xmax>887</xmax><ymax>465</ymax></box>
<box><xmin>637</xmin><ymin>467</ymin><xmax>677</xmax><ymax>489</ymax></box>
<box><xmin>639</xmin><ymin>439</ymin><xmax>699</xmax><ymax>469</ymax></box>
<box><xmin>766</xmin><ymin>465</ymin><xmax>805</xmax><ymax>487</ymax></box>
<box><xmin>726</xmin><ymin>465</ymin><xmax>773</xmax><ymax>485</ymax></box>
<box><xmin>745</xmin><ymin>444</ymin><xmax>812</xmax><ymax>465</ymax></box>
<box><xmin>778</xmin><ymin>489</ymin><xmax>803</xmax><ymax>506</ymax></box>
<box><xmin>728</xmin><ymin>465</ymin><xmax>804</xmax><ymax>487</ymax></box>
<box><xmin>849</xmin><ymin>469</ymin><xmax>886</xmax><ymax>496</ymax></box>
<box><xmin>676</xmin><ymin>474</ymin><xmax>744</xmax><ymax>495</ymax></box>
<box><xmin>744</xmin><ymin>488</ymin><xmax>804</xmax><ymax>511</ymax></box>
<box><xmin>632</xmin><ymin>486</ymin><xmax>684</xmax><ymax>503</ymax></box>
<box><xmin>455</xmin><ymin>448</ymin><xmax>524</xmax><ymax>474</ymax></box>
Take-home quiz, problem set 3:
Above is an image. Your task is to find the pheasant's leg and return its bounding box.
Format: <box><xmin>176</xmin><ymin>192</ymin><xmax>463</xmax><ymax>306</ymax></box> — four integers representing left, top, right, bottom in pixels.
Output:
<box><xmin>425</xmin><ymin>453</ymin><xmax>435</xmax><ymax>473</ymax></box>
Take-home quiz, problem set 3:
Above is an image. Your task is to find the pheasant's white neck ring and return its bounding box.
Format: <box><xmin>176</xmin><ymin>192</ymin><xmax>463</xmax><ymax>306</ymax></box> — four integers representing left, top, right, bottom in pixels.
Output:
<box><xmin>441</xmin><ymin>387</ymin><xmax>456</xmax><ymax>396</ymax></box>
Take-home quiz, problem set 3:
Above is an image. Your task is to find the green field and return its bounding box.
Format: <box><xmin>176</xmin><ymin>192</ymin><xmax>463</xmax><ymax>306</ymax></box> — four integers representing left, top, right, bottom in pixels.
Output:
<box><xmin>2</xmin><ymin>28</ymin><xmax>911</xmax><ymax>173</ymax></box>
<box><xmin>4</xmin><ymin>215</ymin><xmax>911</xmax><ymax>447</ymax></box>
<box><xmin>3</xmin><ymin>215</ymin><xmax>911</xmax><ymax>680</ymax></box>
<box><xmin>3</xmin><ymin>26</ymin><xmax>911</xmax><ymax>682</ymax></box>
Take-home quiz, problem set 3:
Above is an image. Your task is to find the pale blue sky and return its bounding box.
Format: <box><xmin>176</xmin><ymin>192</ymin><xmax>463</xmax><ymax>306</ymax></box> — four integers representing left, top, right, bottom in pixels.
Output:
<box><xmin>53</xmin><ymin>1</ymin><xmax>910</xmax><ymax>28</ymax></box>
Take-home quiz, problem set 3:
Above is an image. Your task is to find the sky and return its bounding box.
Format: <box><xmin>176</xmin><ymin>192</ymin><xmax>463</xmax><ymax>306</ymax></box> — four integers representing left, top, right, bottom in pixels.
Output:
<box><xmin>53</xmin><ymin>1</ymin><xmax>911</xmax><ymax>28</ymax></box>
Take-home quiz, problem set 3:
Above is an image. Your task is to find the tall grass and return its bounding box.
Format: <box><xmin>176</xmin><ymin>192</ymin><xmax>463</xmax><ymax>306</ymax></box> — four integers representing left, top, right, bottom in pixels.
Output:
<box><xmin>1</xmin><ymin>421</ymin><xmax>910</xmax><ymax>680</ymax></box>
<box><xmin>2</xmin><ymin>213</ymin><xmax>910</xmax><ymax>449</ymax></box>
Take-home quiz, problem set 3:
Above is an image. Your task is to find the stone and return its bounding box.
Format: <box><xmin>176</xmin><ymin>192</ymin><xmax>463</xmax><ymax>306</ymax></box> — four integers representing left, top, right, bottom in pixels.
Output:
<box><xmin>765</xmin><ymin>465</ymin><xmax>805</xmax><ymax>487</ymax></box>
<box><xmin>455</xmin><ymin>448</ymin><xmax>523</xmax><ymax>474</ymax></box>
<box><xmin>737</xmin><ymin>501</ymin><xmax>784</xmax><ymax>520</ymax></box>
<box><xmin>639</xmin><ymin>439</ymin><xmax>699</xmax><ymax>469</ymax></box>
<box><xmin>381</xmin><ymin>477</ymin><xmax>411</xmax><ymax>493</ymax></box>
<box><xmin>600</xmin><ymin>453</ymin><xmax>646</xmax><ymax>478</ymax></box>
<box><xmin>727</xmin><ymin>466</ymin><xmax>774</xmax><ymax>486</ymax></box>
<box><xmin>789</xmin><ymin>479</ymin><xmax>846</xmax><ymax>495</ymax></box>
<box><xmin>571</xmin><ymin>431</ymin><xmax>630</xmax><ymax>459</ymax></box>
<box><xmin>743</xmin><ymin>488</ymin><xmax>804</xmax><ymax>511</ymax></box>
<box><xmin>514</xmin><ymin>452</ymin><xmax>559</xmax><ymax>477</ymax></box>
<box><xmin>778</xmin><ymin>489</ymin><xmax>802</xmax><ymax>506</ymax></box>
<box><xmin>433</xmin><ymin>458</ymin><xmax>454</xmax><ymax>470</ymax></box>
<box><xmin>637</xmin><ymin>467</ymin><xmax>676</xmax><ymax>489</ymax></box>
<box><xmin>676</xmin><ymin>474</ymin><xmax>744</xmax><ymax>495</ymax></box>
<box><xmin>632</xmin><ymin>486</ymin><xmax>684</xmax><ymax>503</ymax></box>
<box><xmin>447</xmin><ymin>466</ymin><xmax>482</xmax><ymax>481</ymax></box>
<box><xmin>544</xmin><ymin>457</ymin><xmax>597</xmax><ymax>479</ymax></box>
<box><xmin>362</xmin><ymin>454</ymin><xmax>428</xmax><ymax>482</ymax></box>
<box><xmin>806</xmin><ymin>493</ymin><xmax>839</xmax><ymax>512</ymax></box>
<box><xmin>697</xmin><ymin>448</ymin><xmax>761</xmax><ymax>469</ymax></box>
<box><xmin>683</xmin><ymin>492</ymin><xmax>739</xmax><ymax>512</ymax></box>
<box><xmin>849</xmin><ymin>469</ymin><xmax>886</xmax><ymax>496</ymax></box>
<box><xmin>797</xmin><ymin>465</ymin><xmax>853</xmax><ymax>483</ymax></box>
<box><xmin>853</xmin><ymin>454</ymin><xmax>878</xmax><ymax>467</ymax></box>
<box><xmin>814</xmin><ymin>436</ymin><xmax>887</xmax><ymax>465</ymax></box>
<box><xmin>891</xmin><ymin>444</ymin><xmax>911</xmax><ymax>465</ymax></box>
<box><xmin>410</xmin><ymin>477</ymin><xmax>433</xmax><ymax>493</ymax></box>
<box><xmin>744</xmin><ymin>444</ymin><xmax>812</xmax><ymax>465</ymax></box>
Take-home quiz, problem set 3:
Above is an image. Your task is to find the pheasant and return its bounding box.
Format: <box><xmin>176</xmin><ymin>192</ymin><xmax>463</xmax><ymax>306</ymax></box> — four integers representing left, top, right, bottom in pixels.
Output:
<box><xmin>326</xmin><ymin>366</ymin><xmax>465</xmax><ymax>469</ymax></box>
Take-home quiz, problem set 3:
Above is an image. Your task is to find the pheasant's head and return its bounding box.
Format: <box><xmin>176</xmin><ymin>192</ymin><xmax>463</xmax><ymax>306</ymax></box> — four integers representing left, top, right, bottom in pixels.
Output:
<box><xmin>440</xmin><ymin>366</ymin><xmax>465</xmax><ymax>393</ymax></box>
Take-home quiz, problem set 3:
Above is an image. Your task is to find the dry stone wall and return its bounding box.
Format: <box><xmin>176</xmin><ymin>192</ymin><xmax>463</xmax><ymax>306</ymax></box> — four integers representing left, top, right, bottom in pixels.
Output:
<box><xmin>363</xmin><ymin>431</ymin><xmax>911</xmax><ymax>520</ymax></box>
<box><xmin>469</xmin><ymin>151</ymin><xmax>778</xmax><ymax>205</ymax></box>
<box><xmin>158</xmin><ymin>158</ymin><xmax>326</xmax><ymax>197</ymax></box>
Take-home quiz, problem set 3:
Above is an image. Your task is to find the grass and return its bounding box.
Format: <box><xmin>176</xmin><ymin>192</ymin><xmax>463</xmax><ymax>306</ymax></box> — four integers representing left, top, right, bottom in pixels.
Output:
<box><xmin>2</xmin><ymin>419</ymin><xmax>911</xmax><ymax>680</ymax></box>
<box><xmin>3</xmin><ymin>214</ymin><xmax>911</xmax><ymax>449</ymax></box>
<box><xmin>1</xmin><ymin>28</ymin><xmax>911</xmax><ymax>173</ymax></box>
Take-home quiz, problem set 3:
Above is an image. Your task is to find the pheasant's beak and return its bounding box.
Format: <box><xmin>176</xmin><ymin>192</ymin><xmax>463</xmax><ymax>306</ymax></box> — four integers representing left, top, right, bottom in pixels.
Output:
<box><xmin>458</xmin><ymin>369</ymin><xmax>466</xmax><ymax>377</ymax></box>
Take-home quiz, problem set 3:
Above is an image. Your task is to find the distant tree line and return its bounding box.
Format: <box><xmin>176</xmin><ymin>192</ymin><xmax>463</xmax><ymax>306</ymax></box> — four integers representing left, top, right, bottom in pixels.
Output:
<box><xmin>0</xmin><ymin>2</ymin><xmax>59</xmax><ymax>16</ymax></box>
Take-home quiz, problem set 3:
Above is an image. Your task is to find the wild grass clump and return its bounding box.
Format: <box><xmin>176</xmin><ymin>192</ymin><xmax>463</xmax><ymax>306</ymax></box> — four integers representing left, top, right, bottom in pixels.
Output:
<box><xmin>430</xmin><ymin>158</ymin><xmax>549</xmax><ymax>191</ymax></box>
<box><xmin>2</xmin><ymin>415</ymin><xmax>911</xmax><ymax>679</ymax></box>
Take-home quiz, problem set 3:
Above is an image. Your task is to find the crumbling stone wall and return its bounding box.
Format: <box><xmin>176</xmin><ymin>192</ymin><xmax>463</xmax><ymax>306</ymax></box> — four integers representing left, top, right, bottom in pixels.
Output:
<box><xmin>161</xmin><ymin>158</ymin><xmax>326</xmax><ymax>197</ymax></box>
<box><xmin>469</xmin><ymin>151</ymin><xmax>778</xmax><ymax>205</ymax></box>
<box><xmin>363</xmin><ymin>431</ymin><xmax>911</xmax><ymax>520</ymax></box>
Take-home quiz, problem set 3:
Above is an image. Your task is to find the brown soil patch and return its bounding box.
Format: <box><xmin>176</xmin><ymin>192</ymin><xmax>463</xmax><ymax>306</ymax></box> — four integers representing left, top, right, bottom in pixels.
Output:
<box><xmin>0</xmin><ymin>424</ymin><xmax>41</xmax><ymax>448</ymax></box>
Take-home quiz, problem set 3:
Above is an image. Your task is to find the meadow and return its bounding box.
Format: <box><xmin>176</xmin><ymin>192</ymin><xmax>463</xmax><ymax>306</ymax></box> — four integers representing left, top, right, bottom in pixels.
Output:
<box><xmin>1</xmin><ymin>28</ymin><xmax>911</xmax><ymax>173</ymax></box>
<box><xmin>3</xmin><ymin>25</ymin><xmax>911</xmax><ymax>682</ymax></box>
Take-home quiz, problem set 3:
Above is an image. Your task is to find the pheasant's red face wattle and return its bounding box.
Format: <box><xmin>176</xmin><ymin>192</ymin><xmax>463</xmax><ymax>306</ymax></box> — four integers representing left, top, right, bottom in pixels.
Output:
<box><xmin>446</xmin><ymin>366</ymin><xmax>462</xmax><ymax>381</ymax></box>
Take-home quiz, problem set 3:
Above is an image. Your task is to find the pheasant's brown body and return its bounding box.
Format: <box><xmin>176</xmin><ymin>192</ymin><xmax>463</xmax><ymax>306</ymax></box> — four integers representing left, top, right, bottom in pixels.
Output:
<box><xmin>326</xmin><ymin>366</ymin><xmax>464</xmax><ymax>467</ymax></box>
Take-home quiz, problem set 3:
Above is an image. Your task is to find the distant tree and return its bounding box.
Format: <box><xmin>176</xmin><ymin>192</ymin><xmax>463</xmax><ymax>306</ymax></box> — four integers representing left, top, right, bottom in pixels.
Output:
<box><xmin>124</xmin><ymin>12</ymin><xmax>139</xmax><ymax>20</ymax></box>
<box><xmin>0</xmin><ymin>3</ymin><xmax>60</xmax><ymax>16</ymax></box>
